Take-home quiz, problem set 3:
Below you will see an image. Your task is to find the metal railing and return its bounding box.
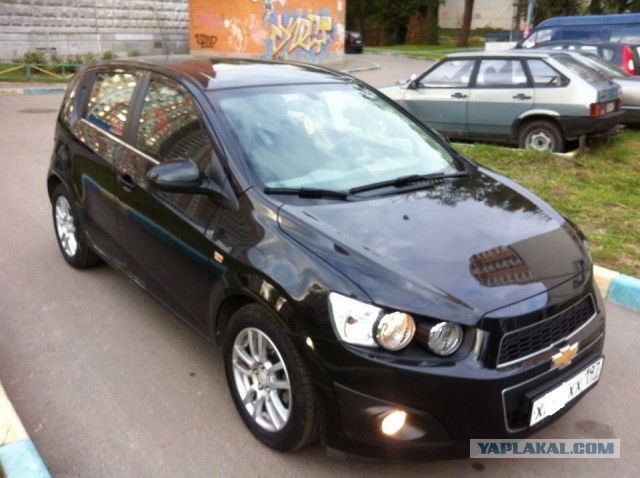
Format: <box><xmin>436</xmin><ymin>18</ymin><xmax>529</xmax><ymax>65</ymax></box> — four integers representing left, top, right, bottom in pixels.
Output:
<box><xmin>0</xmin><ymin>62</ymin><xmax>81</xmax><ymax>81</ymax></box>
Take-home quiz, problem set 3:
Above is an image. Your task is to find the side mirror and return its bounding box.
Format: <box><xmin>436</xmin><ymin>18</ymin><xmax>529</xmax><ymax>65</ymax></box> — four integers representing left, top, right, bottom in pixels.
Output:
<box><xmin>147</xmin><ymin>158</ymin><xmax>204</xmax><ymax>194</ymax></box>
<box><xmin>408</xmin><ymin>73</ymin><xmax>419</xmax><ymax>89</ymax></box>
<box><xmin>147</xmin><ymin>158</ymin><xmax>238</xmax><ymax>210</ymax></box>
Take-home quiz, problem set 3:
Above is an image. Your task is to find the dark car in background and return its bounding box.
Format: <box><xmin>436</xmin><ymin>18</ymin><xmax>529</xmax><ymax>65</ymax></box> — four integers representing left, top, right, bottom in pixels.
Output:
<box><xmin>345</xmin><ymin>30</ymin><xmax>363</xmax><ymax>53</ymax></box>
<box><xmin>48</xmin><ymin>58</ymin><xmax>605</xmax><ymax>460</ymax></box>
<box><xmin>532</xmin><ymin>40</ymin><xmax>640</xmax><ymax>76</ymax></box>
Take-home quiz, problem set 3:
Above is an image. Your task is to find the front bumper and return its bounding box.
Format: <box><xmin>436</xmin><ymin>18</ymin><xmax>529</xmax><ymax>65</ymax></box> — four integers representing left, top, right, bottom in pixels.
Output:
<box><xmin>557</xmin><ymin>110</ymin><xmax>626</xmax><ymax>139</ymax></box>
<box><xmin>311</xmin><ymin>296</ymin><xmax>606</xmax><ymax>461</ymax></box>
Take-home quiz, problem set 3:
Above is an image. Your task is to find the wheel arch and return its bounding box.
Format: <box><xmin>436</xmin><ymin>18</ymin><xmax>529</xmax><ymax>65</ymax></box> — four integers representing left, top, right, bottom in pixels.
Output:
<box><xmin>47</xmin><ymin>174</ymin><xmax>64</xmax><ymax>202</ymax></box>
<box><xmin>513</xmin><ymin>114</ymin><xmax>565</xmax><ymax>140</ymax></box>
<box><xmin>211</xmin><ymin>277</ymin><xmax>309</xmax><ymax>350</ymax></box>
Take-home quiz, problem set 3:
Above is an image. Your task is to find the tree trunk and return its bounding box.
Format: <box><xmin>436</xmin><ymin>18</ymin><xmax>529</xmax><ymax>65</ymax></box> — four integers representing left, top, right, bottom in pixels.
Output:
<box><xmin>426</xmin><ymin>4</ymin><xmax>439</xmax><ymax>45</ymax></box>
<box><xmin>457</xmin><ymin>0</ymin><xmax>475</xmax><ymax>47</ymax></box>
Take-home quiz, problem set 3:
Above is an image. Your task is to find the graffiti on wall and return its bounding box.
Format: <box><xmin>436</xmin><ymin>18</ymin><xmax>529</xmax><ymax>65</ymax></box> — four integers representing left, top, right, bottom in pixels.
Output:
<box><xmin>269</xmin><ymin>11</ymin><xmax>333</xmax><ymax>57</ymax></box>
<box><xmin>194</xmin><ymin>34</ymin><xmax>218</xmax><ymax>49</ymax></box>
<box><xmin>189</xmin><ymin>0</ymin><xmax>345</xmax><ymax>62</ymax></box>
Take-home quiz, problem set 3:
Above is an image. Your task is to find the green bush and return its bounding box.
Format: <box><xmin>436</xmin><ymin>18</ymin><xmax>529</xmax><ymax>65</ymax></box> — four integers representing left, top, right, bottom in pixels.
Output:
<box><xmin>19</xmin><ymin>51</ymin><xmax>48</xmax><ymax>64</ymax></box>
<box><xmin>102</xmin><ymin>50</ymin><xmax>118</xmax><ymax>60</ymax></box>
<box><xmin>49</xmin><ymin>52</ymin><xmax>63</xmax><ymax>65</ymax></box>
<box><xmin>128</xmin><ymin>49</ymin><xmax>141</xmax><ymax>57</ymax></box>
<box><xmin>65</xmin><ymin>54</ymin><xmax>84</xmax><ymax>65</ymax></box>
<box><xmin>82</xmin><ymin>52</ymin><xmax>97</xmax><ymax>64</ymax></box>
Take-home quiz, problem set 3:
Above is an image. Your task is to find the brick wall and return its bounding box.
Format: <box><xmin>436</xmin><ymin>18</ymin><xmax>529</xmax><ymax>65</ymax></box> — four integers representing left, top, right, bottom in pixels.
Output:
<box><xmin>189</xmin><ymin>0</ymin><xmax>346</xmax><ymax>63</ymax></box>
<box><xmin>0</xmin><ymin>0</ymin><xmax>189</xmax><ymax>59</ymax></box>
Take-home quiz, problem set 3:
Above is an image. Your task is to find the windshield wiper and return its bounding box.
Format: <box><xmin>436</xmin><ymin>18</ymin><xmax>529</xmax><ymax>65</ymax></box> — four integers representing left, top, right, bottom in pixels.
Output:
<box><xmin>263</xmin><ymin>187</ymin><xmax>350</xmax><ymax>200</ymax></box>
<box><xmin>349</xmin><ymin>171</ymin><xmax>469</xmax><ymax>195</ymax></box>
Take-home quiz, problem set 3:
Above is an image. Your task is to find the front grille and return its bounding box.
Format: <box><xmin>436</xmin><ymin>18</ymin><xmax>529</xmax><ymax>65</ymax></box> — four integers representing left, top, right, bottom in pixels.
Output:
<box><xmin>497</xmin><ymin>295</ymin><xmax>596</xmax><ymax>367</ymax></box>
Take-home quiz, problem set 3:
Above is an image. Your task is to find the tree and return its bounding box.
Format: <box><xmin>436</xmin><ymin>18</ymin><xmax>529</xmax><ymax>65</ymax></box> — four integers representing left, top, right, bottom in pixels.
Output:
<box><xmin>346</xmin><ymin>0</ymin><xmax>443</xmax><ymax>46</ymax></box>
<box><xmin>457</xmin><ymin>0</ymin><xmax>475</xmax><ymax>47</ymax></box>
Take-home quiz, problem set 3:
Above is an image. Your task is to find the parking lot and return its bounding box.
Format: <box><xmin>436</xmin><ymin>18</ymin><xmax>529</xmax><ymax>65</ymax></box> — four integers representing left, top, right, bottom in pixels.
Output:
<box><xmin>1</xmin><ymin>55</ymin><xmax>639</xmax><ymax>477</ymax></box>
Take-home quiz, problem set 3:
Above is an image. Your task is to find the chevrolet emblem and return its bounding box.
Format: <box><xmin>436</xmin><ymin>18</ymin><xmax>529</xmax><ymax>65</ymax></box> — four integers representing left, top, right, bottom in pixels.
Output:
<box><xmin>552</xmin><ymin>343</ymin><xmax>579</xmax><ymax>368</ymax></box>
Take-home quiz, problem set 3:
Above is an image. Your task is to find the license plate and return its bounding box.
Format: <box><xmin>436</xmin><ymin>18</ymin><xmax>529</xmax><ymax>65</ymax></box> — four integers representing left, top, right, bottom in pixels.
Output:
<box><xmin>530</xmin><ymin>358</ymin><xmax>604</xmax><ymax>426</ymax></box>
<box><xmin>606</xmin><ymin>102</ymin><xmax>615</xmax><ymax>113</ymax></box>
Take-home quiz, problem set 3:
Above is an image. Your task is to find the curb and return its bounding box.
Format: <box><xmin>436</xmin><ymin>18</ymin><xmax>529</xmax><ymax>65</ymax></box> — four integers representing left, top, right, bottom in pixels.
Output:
<box><xmin>0</xmin><ymin>86</ymin><xmax>67</xmax><ymax>96</ymax></box>
<box><xmin>338</xmin><ymin>62</ymin><xmax>381</xmax><ymax>74</ymax></box>
<box><xmin>594</xmin><ymin>265</ymin><xmax>640</xmax><ymax>311</ymax></box>
<box><xmin>0</xmin><ymin>381</ymin><xmax>50</xmax><ymax>478</ymax></box>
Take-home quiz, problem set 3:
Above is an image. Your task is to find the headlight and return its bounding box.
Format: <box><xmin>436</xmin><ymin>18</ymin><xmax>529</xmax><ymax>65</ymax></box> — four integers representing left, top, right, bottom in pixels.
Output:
<box><xmin>375</xmin><ymin>312</ymin><xmax>416</xmax><ymax>351</ymax></box>
<box><xmin>328</xmin><ymin>293</ymin><xmax>415</xmax><ymax>351</ymax></box>
<box><xmin>427</xmin><ymin>322</ymin><xmax>463</xmax><ymax>356</ymax></box>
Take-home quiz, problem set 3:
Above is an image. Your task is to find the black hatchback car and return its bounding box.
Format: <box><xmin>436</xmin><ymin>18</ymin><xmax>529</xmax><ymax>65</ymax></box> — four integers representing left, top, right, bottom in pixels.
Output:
<box><xmin>345</xmin><ymin>31</ymin><xmax>364</xmax><ymax>53</ymax></box>
<box><xmin>48</xmin><ymin>58</ymin><xmax>605</xmax><ymax>460</ymax></box>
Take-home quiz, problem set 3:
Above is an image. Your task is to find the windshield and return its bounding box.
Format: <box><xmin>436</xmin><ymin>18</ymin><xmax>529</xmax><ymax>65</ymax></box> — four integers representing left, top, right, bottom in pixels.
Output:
<box><xmin>209</xmin><ymin>83</ymin><xmax>458</xmax><ymax>191</ymax></box>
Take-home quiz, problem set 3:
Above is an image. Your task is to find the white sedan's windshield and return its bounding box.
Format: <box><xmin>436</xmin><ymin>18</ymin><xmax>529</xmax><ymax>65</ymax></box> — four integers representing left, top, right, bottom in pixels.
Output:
<box><xmin>211</xmin><ymin>83</ymin><xmax>458</xmax><ymax>191</ymax></box>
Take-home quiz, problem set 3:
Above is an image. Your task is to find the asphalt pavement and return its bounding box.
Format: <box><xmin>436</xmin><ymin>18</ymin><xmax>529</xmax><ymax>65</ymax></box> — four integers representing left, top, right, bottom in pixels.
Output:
<box><xmin>1</xmin><ymin>54</ymin><xmax>639</xmax><ymax>477</ymax></box>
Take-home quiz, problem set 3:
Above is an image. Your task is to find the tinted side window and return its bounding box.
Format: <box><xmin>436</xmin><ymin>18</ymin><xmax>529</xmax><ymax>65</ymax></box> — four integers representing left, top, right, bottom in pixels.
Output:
<box><xmin>85</xmin><ymin>72</ymin><xmax>138</xmax><ymax>136</ymax></box>
<box><xmin>136</xmin><ymin>80</ymin><xmax>213</xmax><ymax>172</ymax></box>
<box><xmin>135</xmin><ymin>80</ymin><xmax>217</xmax><ymax>227</ymax></box>
<box><xmin>61</xmin><ymin>73</ymin><xmax>84</xmax><ymax>127</ymax></box>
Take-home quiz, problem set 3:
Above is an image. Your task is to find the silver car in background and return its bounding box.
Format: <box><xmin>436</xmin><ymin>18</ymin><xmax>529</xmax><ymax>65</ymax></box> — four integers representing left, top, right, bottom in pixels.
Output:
<box><xmin>381</xmin><ymin>50</ymin><xmax>624</xmax><ymax>152</ymax></box>
<box><xmin>560</xmin><ymin>50</ymin><xmax>640</xmax><ymax>125</ymax></box>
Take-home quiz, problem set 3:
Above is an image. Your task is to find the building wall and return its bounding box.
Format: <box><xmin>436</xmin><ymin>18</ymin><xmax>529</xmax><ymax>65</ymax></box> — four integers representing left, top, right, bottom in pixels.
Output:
<box><xmin>0</xmin><ymin>0</ymin><xmax>189</xmax><ymax>60</ymax></box>
<box><xmin>189</xmin><ymin>0</ymin><xmax>346</xmax><ymax>63</ymax></box>
<box><xmin>440</xmin><ymin>0</ymin><xmax>515</xmax><ymax>30</ymax></box>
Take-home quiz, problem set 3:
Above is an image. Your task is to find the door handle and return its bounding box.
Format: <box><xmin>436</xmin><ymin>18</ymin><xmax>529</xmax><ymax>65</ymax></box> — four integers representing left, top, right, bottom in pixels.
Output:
<box><xmin>118</xmin><ymin>173</ymin><xmax>136</xmax><ymax>192</ymax></box>
<box><xmin>513</xmin><ymin>93</ymin><xmax>532</xmax><ymax>100</ymax></box>
<box><xmin>451</xmin><ymin>92</ymin><xmax>467</xmax><ymax>99</ymax></box>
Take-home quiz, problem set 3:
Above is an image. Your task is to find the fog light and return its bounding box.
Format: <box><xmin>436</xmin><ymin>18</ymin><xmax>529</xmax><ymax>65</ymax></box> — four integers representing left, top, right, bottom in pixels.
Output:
<box><xmin>380</xmin><ymin>410</ymin><xmax>407</xmax><ymax>436</ymax></box>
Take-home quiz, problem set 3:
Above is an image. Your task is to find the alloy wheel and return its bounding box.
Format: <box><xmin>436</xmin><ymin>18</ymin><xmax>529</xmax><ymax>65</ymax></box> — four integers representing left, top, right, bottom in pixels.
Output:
<box><xmin>231</xmin><ymin>327</ymin><xmax>292</xmax><ymax>432</ymax></box>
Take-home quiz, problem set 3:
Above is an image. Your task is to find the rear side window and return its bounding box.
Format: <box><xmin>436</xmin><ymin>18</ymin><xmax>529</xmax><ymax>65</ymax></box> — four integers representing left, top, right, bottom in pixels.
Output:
<box><xmin>555</xmin><ymin>27</ymin><xmax>604</xmax><ymax>42</ymax></box>
<box><xmin>61</xmin><ymin>74</ymin><xmax>84</xmax><ymax>127</ymax></box>
<box><xmin>476</xmin><ymin>59</ymin><xmax>527</xmax><ymax>87</ymax></box>
<box><xmin>610</xmin><ymin>27</ymin><xmax>640</xmax><ymax>43</ymax></box>
<box><xmin>550</xmin><ymin>55</ymin><xmax>609</xmax><ymax>85</ymax></box>
<box><xmin>526</xmin><ymin>60</ymin><xmax>568</xmax><ymax>87</ymax></box>
<box><xmin>85</xmin><ymin>72</ymin><xmax>138</xmax><ymax>136</ymax></box>
<box><xmin>600</xmin><ymin>47</ymin><xmax>616</xmax><ymax>62</ymax></box>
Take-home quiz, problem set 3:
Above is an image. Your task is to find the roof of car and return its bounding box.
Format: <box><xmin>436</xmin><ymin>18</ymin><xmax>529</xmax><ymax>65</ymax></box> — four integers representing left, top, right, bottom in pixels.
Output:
<box><xmin>533</xmin><ymin>40</ymin><xmax>638</xmax><ymax>49</ymax></box>
<box><xmin>536</xmin><ymin>13</ymin><xmax>640</xmax><ymax>28</ymax></box>
<box><xmin>87</xmin><ymin>56</ymin><xmax>348</xmax><ymax>91</ymax></box>
<box><xmin>444</xmin><ymin>50</ymin><xmax>558</xmax><ymax>59</ymax></box>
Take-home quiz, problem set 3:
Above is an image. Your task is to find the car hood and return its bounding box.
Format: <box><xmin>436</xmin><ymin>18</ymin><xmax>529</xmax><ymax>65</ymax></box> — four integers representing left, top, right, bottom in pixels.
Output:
<box><xmin>277</xmin><ymin>169</ymin><xmax>589</xmax><ymax>325</ymax></box>
<box><xmin>379</xmin><ymin>84</ymin><xmax>410</xmax><ymax>100</ymax></box>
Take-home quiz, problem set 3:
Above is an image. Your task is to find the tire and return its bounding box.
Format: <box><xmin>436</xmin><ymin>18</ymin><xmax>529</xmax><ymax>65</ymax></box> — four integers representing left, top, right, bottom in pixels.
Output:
<box><xmin>223</xmin><ymin>304</ymin><xmax>319</xmax><ymax>451</ymax></box>
<box><xmin>52</xmin><ymin>184</ymin><xmax>101</xmax><ymax>269</ymax></box>
<box><xmin>518</xmin><ymin>120</ymin><xmax>565</xmax><ymax>152</ymax></box>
